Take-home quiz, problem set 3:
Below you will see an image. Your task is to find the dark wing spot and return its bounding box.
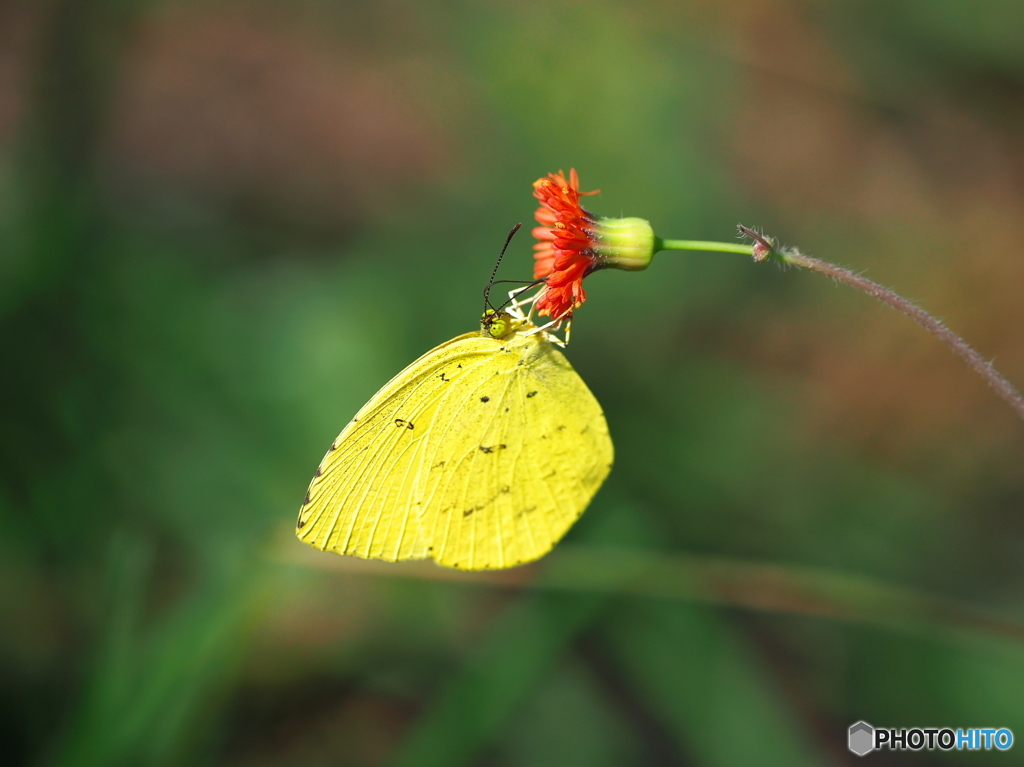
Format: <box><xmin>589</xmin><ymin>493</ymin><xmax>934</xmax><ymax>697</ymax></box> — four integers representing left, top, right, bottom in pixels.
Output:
<box><xmin>303</xmin><ymin>490</ymin><xmax>312</xmax><ymax>505</ymax></box>
<box><xmin>458</xmin><ymin>364</ymin><xmax>463</xmax><ymax>368</ymax></box>
<box><xmin>439</xmin><ymin>372</ymin><xmax>451</xmax><ymax>382</ymax></box>
<box><xmin>526</xmin><ymin>391</ymin><xmax>538</xmax><ymax>398</ymax></box>
<box><xmin>314</xmin><ymin>466</ymin><xmax>323</xmax><ymax>477</ymax></box>
<box><xmin>500</xmin><ymin>485</ymin><xmax>510</xmax><ymax>494</ymax></box>
<box><xmin>395</xmin><ymin>418</ymin><xmax>414</xmax><ymax>429</ymax></box>
<box><xmin>297</xmin><ymin>516</ymin><xmax>306</xmax><ymax>528</ymax></box>
<box><xmin>463</xmin><ymin>505</ymin><xmax>483</xmax><ymax>517</ymax></box>
<box><xmin>479</xmin><ymin>444</ymin><xmax>507</xmax><ymax>454</ymax></box>
<box><xmin>556</xmin><ymin>425</ymin><xmax>566</xmax><ymax>431</ymax></box>
<box><xmin>432</xmin><ymin>460</ymin><xmax>446</xmax><ymax>469</ymax></box>
<box><xmin>544</xmin><ymin>469</ymin><xmax>557</xmax><ymax>479</ymax></box>
<box><xmin>480</xmin><ymin>396</ymin><xmax>490</xmax><ymax>402</ymax></box>
<box><xmin>517</xmin><ymin>359</ymin><xmax>524</xmax><ymax>366</ymax></box>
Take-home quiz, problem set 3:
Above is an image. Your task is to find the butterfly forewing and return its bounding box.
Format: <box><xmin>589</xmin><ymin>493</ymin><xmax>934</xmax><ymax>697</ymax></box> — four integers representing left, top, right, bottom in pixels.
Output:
<box><xmin>297</xmin><ymin>333</ymin><xmax>496</xmax><ymax>561</ymax></box>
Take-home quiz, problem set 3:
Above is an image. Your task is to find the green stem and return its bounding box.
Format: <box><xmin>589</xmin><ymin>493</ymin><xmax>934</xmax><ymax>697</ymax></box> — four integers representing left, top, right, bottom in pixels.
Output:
<box><xmin>656</xmin><ymin>237</ymin><xmax>753</xmax><ymax>257</ymax></box>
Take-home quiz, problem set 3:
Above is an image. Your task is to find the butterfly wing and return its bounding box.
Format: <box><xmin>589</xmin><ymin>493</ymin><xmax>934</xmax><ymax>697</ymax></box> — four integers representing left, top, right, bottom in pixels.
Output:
<box><xmin>415</xmin><ymin>332</ymin><xmax>613</xmax><ymax>569</ymax></box>
<box><xmin>297</xmin><ymin>332</ymin><xmax>500</xmax><ymax>561</ymax></box>
<box><xmin>297</xmin><ymin>328</ymin><xmax>613</xmax><ymax>570</ymax></box>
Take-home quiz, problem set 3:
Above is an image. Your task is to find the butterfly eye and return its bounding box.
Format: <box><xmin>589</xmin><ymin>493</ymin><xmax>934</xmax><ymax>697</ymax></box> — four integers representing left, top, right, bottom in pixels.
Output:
<box><xmin>482</xmin><ymin>310</ymin><xmax>510</xmax><ymax>339</ymax></box>
<box><xmin>488</xmin><ymin>317</ymin><xmax>508</xmax><ymax>338</ymax></box>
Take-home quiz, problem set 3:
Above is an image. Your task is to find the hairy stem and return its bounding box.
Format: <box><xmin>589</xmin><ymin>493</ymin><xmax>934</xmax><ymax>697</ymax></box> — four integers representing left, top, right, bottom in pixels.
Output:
<box><xmin>726</xmin><ymin>225</ymin><xmax>1024</xmax><ymax>422</ymax></box>
<box><xmin>781</xmin><ymin>248</ymin><xmax>1024</xmax><ymax>420</ymax></box>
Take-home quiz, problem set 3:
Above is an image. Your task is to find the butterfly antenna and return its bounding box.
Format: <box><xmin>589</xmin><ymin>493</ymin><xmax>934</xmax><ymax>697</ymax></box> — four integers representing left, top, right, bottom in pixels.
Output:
<box><xmin>492</xmin><ymin>278</ymin><xmax>545</xmax><ymax>312</ymax></box>
<box><xmin>483</xmin><ymin>223</ymin><xmax>522</xmax><ymax>314</ymax></box>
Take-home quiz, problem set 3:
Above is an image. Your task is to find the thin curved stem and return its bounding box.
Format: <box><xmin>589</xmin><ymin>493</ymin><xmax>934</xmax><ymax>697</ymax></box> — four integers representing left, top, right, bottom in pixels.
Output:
<box><xmin>282</xmin><ymin>541</ymin><xmax>1024</xmax><ymax>645</ymax></box>
<box><xmin>659</xmin><ymin>227</ymin><xmax>1024</xmax><ymax>423</ymax></box>
<box><xmin>779</xmin><ymin>248</ymin><xmax>1024</xmax><ymax>421</ymax></box>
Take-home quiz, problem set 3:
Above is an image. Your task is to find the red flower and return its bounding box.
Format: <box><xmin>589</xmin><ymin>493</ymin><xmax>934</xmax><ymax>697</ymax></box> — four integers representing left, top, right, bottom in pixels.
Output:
<box><xmin>530</xmin><ymin>170</ymin><xmax>657</xmax><ymax>322</ymax></box>
<box><xmin>531</xmin><ymin>169</ymin><xmax>601</xmax><ymax>320</ymax></box>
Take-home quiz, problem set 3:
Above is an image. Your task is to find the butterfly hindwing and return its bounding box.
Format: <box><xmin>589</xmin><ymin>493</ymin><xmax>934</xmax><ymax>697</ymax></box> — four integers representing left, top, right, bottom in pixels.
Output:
<box><xmin>417</xmin><ymin>333</ymin><xmax>613</xmax><ymax>569</ymax></box>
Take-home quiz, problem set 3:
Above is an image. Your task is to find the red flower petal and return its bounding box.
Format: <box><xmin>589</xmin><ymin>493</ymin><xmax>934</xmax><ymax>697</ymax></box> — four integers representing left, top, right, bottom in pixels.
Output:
<box><xmin>531</xmin><ymin>169</ymin><xmax>600</xmax><ymax>320</ymax></box>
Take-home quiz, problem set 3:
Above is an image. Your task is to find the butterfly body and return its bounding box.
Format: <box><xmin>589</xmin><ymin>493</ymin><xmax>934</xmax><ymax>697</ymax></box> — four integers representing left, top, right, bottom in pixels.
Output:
<box><xmin>297</xmin><ymin>312</ymin><xmax>612</xmax><ymax>570</ymax></box>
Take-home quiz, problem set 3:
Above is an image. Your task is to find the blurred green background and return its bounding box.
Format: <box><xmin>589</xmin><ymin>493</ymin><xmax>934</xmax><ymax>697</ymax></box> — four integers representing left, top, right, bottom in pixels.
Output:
<box><xmin>3</xmin><ymin>1</ymin><xmax>1024</xmax><ymax>765</ymax></box>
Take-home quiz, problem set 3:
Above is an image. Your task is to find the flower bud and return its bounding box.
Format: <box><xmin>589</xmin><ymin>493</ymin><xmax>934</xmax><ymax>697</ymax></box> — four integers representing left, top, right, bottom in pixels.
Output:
<box><xmin>591</xmin><ymin>216</ymin><xmax>656</xmax><ymax>272</ymax></box>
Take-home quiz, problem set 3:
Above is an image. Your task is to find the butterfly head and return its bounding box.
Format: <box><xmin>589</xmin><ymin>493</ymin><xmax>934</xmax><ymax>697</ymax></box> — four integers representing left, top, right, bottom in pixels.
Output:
<box><xmin>481</xmin><ymin>309</ymin><xmax>525</xmax><ymax>340</ymax></box>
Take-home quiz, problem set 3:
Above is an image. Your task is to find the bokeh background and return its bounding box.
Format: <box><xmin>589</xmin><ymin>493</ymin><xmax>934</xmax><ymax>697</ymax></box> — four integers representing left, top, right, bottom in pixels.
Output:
<box><xmin>3</xmin><ymin>1</ymin><xmax>1024</xmax><ymax>765</ymax></box>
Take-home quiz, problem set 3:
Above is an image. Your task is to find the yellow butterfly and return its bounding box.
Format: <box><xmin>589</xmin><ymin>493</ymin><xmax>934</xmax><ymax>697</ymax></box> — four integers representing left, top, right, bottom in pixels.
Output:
<box><xmin>296</xmin><ymin>300</ymin><xmax>613</xmax><ymax>570</ymax></box>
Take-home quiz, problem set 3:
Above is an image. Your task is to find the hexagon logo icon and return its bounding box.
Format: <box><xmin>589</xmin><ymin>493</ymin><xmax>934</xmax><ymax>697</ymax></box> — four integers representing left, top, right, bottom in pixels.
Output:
<box><xmin>848</xmin><ymin>721</ymin><xmax>875</xmax><ymax>756</ymax></box>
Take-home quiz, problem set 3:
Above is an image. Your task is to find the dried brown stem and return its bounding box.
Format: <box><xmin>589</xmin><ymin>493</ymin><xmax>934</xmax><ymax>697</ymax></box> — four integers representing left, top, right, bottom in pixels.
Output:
<box><xmin>737</xmin><ymin>225</ymin><xmax>1024</xmax><ymax>422</ymax></box>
